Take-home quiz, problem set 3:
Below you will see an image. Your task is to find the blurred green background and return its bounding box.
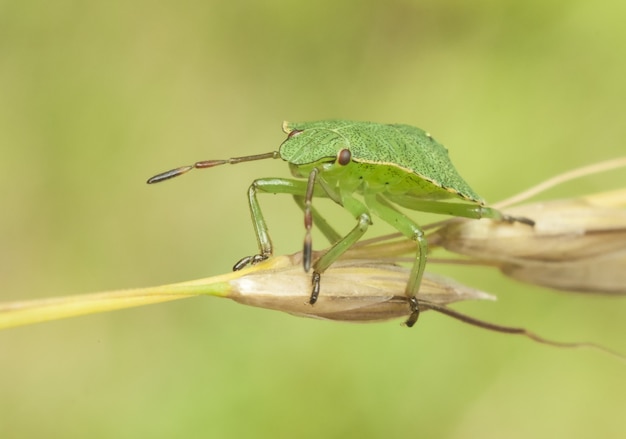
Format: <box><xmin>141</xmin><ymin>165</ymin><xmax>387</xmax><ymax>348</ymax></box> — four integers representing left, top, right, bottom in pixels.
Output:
<box><xmin>1</xmin><ymin>0</ymin><xmax>625</xmax><ymax>437</ymax></box>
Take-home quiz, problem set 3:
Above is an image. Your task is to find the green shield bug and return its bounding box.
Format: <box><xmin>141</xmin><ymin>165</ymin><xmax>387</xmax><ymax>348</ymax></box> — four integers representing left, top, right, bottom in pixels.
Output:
<box><xmin>148</xmin><ymin>120</ymin><xmax>534</xmax><ymax>326</ymax></box>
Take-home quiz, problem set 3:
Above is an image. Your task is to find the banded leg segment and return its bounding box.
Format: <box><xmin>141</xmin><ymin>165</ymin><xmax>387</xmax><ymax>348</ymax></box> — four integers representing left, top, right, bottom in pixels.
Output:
<box><xmin>292</xmin><ymin>196</ymin><xmax>342</xmax><ymax>246</ymax></box>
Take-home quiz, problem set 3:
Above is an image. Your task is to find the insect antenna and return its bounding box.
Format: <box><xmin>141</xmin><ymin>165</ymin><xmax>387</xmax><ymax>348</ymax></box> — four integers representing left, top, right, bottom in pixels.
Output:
<box><xmin>147</xmin><ymin>151</ymin><xmax>280</xmax><ymax>184</ymax></box>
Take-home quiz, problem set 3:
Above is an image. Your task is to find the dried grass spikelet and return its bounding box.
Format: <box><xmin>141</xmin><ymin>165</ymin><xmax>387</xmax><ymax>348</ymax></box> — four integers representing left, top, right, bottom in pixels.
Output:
<box><xmin>229</xmin><ymin>252</ymin><xmax>625</xmax><ymax>361</ymax></box>
<box><xmin>227</xmin><ymin>253</ymin><xmax>493</xmax><ymax>322</ymax></box>
<box><xmin>432</xmin><ymin>188</ymin><xmax>626</xmax><ymax>295</ymax></box>
<box><xmin>0</xmin><ymin>252</ymin><xmax>494</xmax><ymax>330</ymax></box>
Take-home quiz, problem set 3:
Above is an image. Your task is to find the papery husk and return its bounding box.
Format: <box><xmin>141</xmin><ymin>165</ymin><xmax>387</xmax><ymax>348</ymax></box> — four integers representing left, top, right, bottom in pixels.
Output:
<box><xmin>227</xmin><ymin>254</ymin><xmax>494</xmax><ymax>322</ymax></box>
<box><xmin>432</xmin><ymin>190</ymin><xmax>626</xmax><ymax>294</ymax></box>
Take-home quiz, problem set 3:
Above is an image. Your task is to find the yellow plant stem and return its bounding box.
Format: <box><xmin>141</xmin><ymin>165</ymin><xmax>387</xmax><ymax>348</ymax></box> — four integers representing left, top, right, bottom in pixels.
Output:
<box><xmin>0</xmin><ymin>272</ymin><xmax>237</xmax><ymax>330</ymax></box>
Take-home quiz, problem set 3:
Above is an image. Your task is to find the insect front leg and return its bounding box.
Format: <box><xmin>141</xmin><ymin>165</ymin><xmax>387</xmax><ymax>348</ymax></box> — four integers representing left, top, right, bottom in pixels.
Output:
<box><xmin>363</xmin><ymin>192</ymin><xmax>426</xmax><ymax>327</ymax></box>
<box><xmin>233</xmin><ymin>178</ymin><xmax>328</xmax><ymax>271</ymax></box>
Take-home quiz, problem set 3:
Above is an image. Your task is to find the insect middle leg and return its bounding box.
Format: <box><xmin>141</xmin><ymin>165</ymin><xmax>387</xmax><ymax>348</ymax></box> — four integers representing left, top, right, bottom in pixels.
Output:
<box><xmin>308</xmin><ymin>192</ymin><xmax>372</xmax><ymax>305</ymax></box>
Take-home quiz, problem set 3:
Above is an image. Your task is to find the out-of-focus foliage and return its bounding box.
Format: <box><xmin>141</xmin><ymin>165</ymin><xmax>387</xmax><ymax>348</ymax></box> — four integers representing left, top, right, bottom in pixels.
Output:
<box><xmin>1</xmin><ymin>1</ymin><xmax>625</xmax><ymax>438</ymax></box>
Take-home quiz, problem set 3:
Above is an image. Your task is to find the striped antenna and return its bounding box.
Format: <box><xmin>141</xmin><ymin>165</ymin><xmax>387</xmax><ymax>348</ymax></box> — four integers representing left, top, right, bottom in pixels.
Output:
<box><xmin>147</xmin><ymin>152</ymin><xmax>279</xmax><ymax>184</ymax></box>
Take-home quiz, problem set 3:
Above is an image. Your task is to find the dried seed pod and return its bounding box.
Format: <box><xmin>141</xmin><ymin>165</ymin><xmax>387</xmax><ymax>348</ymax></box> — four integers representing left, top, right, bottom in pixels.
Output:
<box><xmin>227</xmin><ymin>255</ymin><xmax>494</xmax><ymax>322</ymax></box>
<box><xmin>432</xmin><ymin>190</ymin><xmax>626</xmax><ymax>294</ymax></box>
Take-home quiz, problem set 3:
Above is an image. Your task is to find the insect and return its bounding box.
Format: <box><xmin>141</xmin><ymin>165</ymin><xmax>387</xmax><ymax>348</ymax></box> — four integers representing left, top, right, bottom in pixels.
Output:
<box><xmin>147</xmin><ymin>120</ymin><xmax>533</xmax><ymax>326</ymax></box>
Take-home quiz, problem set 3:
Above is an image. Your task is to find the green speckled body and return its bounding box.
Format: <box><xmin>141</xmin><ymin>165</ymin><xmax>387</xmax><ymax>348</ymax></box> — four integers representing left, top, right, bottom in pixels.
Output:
<box><xmin>280</xmin><ymin>120</ymin><xmax>485</xmax><ymax>205</ymax></box>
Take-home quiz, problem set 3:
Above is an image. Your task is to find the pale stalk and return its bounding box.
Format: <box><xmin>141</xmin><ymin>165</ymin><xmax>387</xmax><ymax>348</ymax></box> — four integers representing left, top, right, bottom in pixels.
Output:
<box><xmin>0</xmin><ymin>254</ymin><xmax>493</xmax><ymax>330</ymax></box>
<box><xmin>0</xmin><ymin>272</ymin><xmax>237</xmax><ymax>330</ymax></box>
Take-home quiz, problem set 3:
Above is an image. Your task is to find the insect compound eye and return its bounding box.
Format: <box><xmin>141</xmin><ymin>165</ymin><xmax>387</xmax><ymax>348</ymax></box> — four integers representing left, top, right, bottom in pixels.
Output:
<box><xmin>287</xmin><ymin>129</ymin><xmax>303</xmax><ymax>139</ymax></box>
<box><xmin>337</xmin><ymin>148</ymin><xmax>352</xmax><ymax>166</ymax></box>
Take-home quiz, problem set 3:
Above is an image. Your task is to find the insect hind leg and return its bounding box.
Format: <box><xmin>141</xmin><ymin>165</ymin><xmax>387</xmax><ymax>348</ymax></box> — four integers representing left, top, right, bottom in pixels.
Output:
<box><xmin>460</xmin><ymin>205</ymin><xmax>535</xmax><ymax>227</ymax></box>
<box><xmin>363</xmin><ymin>192</ymin><xmax>427</xmax><ymax>327</ymax></box>
<box><xmin>394</xmin><ymin>198</ymin><xmax>535</xmax><ymax>227</ymax></box>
